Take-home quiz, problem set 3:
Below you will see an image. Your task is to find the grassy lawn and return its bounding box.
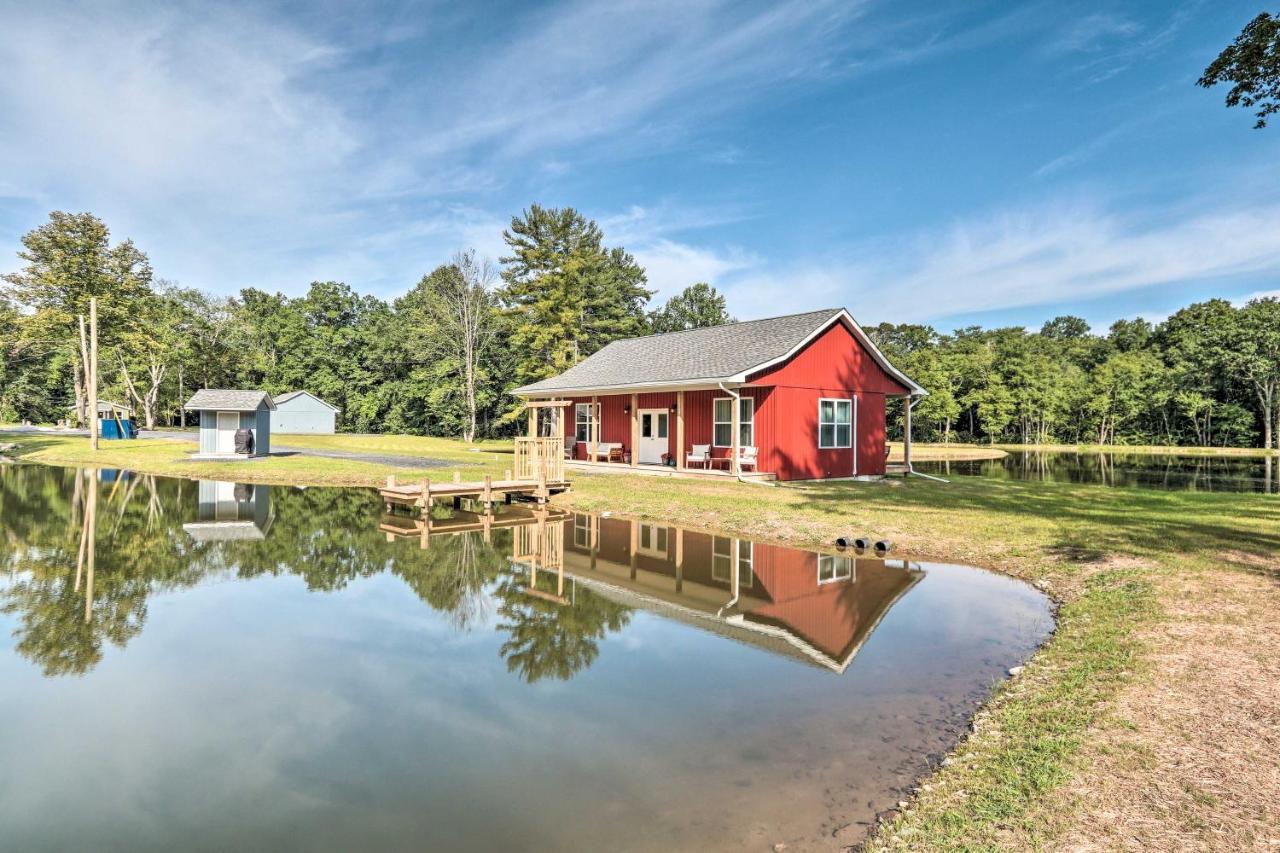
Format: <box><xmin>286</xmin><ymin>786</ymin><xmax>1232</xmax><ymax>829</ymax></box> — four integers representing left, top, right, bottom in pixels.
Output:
<box><xmin>1</xmin><ymin>431</ymin><xmax>514</xmax><ymax>486</ymax></box>
<box><xmin>3</xmin><ymin>429</ymin><xmax>1277</xmax><ymax>848</ymax></box>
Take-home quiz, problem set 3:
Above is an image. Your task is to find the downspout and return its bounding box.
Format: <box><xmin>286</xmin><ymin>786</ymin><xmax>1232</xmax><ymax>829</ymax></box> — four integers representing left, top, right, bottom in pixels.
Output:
<box><xmin>906</xmin><ymin>394</ymin><xmax>950</xmax><ymax>483</ymax></box>
<box><xmin>717</xmin><ymin>539</ymin><xmax>743</xmax><ymax>616</ymax></box>
<box><xmin>718</xmin><ymin>381</ymin><xmax>773</xmax><ymax>486</ymax></box>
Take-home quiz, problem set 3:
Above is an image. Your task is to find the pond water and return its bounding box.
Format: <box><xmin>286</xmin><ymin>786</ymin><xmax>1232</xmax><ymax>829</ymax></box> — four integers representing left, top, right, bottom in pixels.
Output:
<box><xmin>0</xmin><ymin>465</ymin><xmax>1051</xmax><ymax>852</ymax></box>
<box><xmin>914</xmin><ymin>448</ymin><xmax>1280</xmax><ymax>493</ymax></box>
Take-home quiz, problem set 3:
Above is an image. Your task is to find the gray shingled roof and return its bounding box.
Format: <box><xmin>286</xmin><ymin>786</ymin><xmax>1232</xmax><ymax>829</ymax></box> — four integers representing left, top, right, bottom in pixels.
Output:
<box><xmin>513</xmin><ymin>308</ymin><xmax>923</xmax><ymax>395</ymax></box>
<box><xmin>183</xmin><ymin>389</ymin><xmax>275</xmax><ymax>411</ymax></box>
<box><xmin>272</xmin><ymin>390</ymin><xmax>340</xmax><ymax>411</ymax></box>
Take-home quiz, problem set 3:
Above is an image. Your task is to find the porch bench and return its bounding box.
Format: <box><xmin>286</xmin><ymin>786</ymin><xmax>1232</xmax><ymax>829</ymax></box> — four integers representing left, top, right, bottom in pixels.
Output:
<box><xmin>588</xmin><ymin>442</ymin><xmax>624</xmax><ymax>463</ymax></box>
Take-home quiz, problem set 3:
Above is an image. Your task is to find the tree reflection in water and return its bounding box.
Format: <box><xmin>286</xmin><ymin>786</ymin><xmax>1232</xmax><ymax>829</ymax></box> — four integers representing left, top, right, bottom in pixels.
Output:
<box><xmin>0</xmin><ymin>465</ymin><xmax>631</xmax><ymax>681</ymax></box>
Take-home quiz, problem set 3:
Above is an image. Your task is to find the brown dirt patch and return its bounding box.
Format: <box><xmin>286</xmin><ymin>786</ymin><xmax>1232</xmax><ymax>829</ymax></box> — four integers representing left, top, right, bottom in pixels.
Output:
<box><xmin>1051</xmin><ymin>564</ymin><xmax>1280</xmax><ymax>851</ymax></box>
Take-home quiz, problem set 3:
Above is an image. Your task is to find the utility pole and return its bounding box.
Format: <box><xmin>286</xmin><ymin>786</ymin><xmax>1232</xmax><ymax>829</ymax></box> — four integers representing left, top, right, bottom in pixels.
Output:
<box><xmin>89</xmin><ymin>297</ymin><xmax>99</xmax><ymax>451</ymax></box>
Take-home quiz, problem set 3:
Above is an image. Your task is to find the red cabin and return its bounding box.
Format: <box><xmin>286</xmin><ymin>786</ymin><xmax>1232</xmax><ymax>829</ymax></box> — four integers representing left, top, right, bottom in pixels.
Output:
<box><xmin>513</xmin><ymin>308</ymin><xmax>925</xmax><ymax>481</ymax></box>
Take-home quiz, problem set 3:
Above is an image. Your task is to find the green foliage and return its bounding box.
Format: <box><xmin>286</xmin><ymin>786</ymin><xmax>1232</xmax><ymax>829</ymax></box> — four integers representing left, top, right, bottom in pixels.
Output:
<box><xmin>499</xmin><ymin>204</ymin><xmax>652</xmax><ymax>394</ymax></box>
<box><xmin>1199</xmin><ymin>11</ymin><xmax>1280</xmax><ymax>128</ymax></box>
<box><xmin>648</xmin><ymin>282</ymin><xmax>733</xmax><ymax>333</ymax></box>
<box><xmin>871</xmin><ymin>300</ymin><xmax>1280</xmax><ymax>449</ymax></box>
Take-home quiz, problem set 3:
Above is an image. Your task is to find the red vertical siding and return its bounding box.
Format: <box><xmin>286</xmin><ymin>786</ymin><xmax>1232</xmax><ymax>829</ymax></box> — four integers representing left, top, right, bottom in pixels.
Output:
<box><xmin>749</xmin><ymin>322</ymin><xmax>910</xmax><ymax>395</ymax></box>
<box><xmin>740</xmin><ymin>321</ymin><xmax>902</xmax><ymax>480</ymax></box>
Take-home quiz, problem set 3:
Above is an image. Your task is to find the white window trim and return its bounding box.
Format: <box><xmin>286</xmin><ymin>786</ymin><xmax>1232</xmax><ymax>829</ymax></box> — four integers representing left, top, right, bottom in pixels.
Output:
<box><xmin>818</xmin><ymin>397</ymin><xmax>855</xmax><ymax>449</ymax></box>
<box><xmin>574</xmin><ymin>403</ymin><xmax>594</xmax><ymax>443</ymax></box>
<box><xmin>712</xmin><ymin>396</ymin><xmax>755</xmax><ymax>449</ymax></box>
<box><xmin>818</xmin><ymin>553</ymin><xmax>854</xmax><ymax>584</ymax></box>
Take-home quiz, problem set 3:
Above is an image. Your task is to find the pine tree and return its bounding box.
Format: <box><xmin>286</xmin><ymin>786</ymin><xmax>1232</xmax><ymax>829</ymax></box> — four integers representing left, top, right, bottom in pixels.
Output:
<box><xmin>499</xmin><ymin>205</ymin><xmax>651</xmax><ymax>391</ymax></box>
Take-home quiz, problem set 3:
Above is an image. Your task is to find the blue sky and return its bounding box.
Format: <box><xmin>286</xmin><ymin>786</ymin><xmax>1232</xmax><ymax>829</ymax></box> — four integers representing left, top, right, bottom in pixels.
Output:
<box><xmin>2</xmin><ymin>0</ymin><xmax>1279</xmax><ymax>332</ymax></box>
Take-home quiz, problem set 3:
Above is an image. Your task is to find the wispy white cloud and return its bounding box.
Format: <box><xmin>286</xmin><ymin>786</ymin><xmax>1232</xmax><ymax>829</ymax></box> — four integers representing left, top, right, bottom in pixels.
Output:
<box><xmin>815</xmin><ymin>198</ymin><xmax>1280</xmax><ymax>323</ymax></box>
<box><xmin>0</xmin><ymin>0</ymin><xmax>884</xmax><ymax>295</ymax></box>
<box><xmin>1041</xmin><ymin>13</ymin><xmax>1139</xmax><ymax>56</ymax></box>
<box><xmin>633</xmin><ymin>239</ymin><xmax>759</xmax><ymax>301</ymax></box>
<box><xmin>671</xmin><ymin>193</ymin><xmax>1280</xmax><ymax>325</ymax></box>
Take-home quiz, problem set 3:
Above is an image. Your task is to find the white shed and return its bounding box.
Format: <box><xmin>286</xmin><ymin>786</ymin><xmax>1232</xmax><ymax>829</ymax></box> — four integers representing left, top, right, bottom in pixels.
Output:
<box><xmin>271</xmin><ymin>391</ymin><xmax>339</xmax><ymax>434</ymax></box>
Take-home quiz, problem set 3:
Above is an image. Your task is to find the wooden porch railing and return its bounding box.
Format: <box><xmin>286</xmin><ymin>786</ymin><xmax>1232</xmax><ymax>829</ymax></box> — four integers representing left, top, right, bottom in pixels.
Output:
<box><xmin>514</xmin><ymin>436</ymin><xmax>565</xmax><ymax>483</ymax></box>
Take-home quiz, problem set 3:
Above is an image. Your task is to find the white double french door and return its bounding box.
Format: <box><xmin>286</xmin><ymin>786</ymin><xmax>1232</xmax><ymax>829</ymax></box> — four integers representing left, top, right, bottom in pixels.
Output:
<box><xmin>637</xmin><ymin>409</ymin><xmax>669</xmax><ymax>464</ymax></box>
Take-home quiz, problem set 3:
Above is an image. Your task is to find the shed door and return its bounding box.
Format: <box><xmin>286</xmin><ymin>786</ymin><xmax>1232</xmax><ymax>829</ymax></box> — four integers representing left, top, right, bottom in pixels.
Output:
<box><xmin>216</xmin><ymin>411</ymin><xmax>238</xmax><ymax>454</ymax></box>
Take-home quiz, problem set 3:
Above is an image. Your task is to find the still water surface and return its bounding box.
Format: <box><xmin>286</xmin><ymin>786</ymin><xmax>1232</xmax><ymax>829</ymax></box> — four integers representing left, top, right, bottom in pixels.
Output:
<box><xmin>915</xmin><ymin>448</ymin><xmax>1280</xmax><ymax>493</ymax></box>
<box><xmin>0</xmin><ymin>465</ymin><xmax>1051</xmax><ymax>852</ymax></box>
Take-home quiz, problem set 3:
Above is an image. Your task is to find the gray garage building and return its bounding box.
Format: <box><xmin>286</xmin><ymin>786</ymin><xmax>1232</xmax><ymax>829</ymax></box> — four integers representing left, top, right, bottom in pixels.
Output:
<box><xmin>271</xmin><ymin>391</ymin><xmax>340</xmax><ymax>434</ymax></box>
<box><xmin>184</xmin><ymin>390</ymin><xmax>274</xmax><ymax>458</ymax></box>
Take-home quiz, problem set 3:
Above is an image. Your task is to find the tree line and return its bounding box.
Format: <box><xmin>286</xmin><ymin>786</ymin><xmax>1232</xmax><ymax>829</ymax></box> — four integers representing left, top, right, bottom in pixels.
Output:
<box><xmin>4</xmin><ymin>207</ymin><xmax>1277</xmax><ymax>450</ymax></box>
<box><xmin>0</xmin><ymin>207</ymin><xmax>732</xmax><ymax>438</ymax></box>
<box><xmin>870</xmin><ymin>302</ymin><xmax>1280</xmax><ymax>450</ymax></box>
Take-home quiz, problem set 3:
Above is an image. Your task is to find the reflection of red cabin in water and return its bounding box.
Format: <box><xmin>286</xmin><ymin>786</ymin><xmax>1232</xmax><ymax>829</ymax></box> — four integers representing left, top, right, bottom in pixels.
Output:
<box><xmin>514</xmin><ymin>309</ymin><xmax>926</xmax><ymax>480</ymax></box>
<box><xmin>559</xmin><ymin>514</ymin><xmax>921</xmax><ymax>672</ymax></box>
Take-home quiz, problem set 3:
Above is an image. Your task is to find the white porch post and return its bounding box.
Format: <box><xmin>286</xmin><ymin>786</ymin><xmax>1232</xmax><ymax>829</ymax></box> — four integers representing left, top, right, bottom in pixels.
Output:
<box><xmin>676</xmin><ymin>390</ymin><xmax>686</xmax><ymax>471</ymax></box>
<box><xmin>630</xmin><ymin>393</ymin><xmax>638</xmax><ymax>468</ymax></box>
<box><xmin>590</xmin><ymin>395</ymin><xmax>599</xmax><ymax>463</ymax></box>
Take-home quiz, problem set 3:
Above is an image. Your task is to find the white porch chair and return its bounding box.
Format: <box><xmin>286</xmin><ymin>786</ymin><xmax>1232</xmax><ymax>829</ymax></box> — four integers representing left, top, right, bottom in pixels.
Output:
<box><xmin>737</xmin><ymin>446</ymin><xmax>759</xmax><ymax>472</ymax></box>
<box><xmin>687</xmin><ymin>444</ymin><xmax>711</xmax><ymax>469</ymax></box>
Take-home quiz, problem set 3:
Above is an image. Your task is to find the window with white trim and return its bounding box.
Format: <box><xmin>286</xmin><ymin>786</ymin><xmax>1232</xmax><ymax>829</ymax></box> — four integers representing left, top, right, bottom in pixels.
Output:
<box><xmin>818</xmin><ymin>398</ymin><xmax>853</xmax><ymax>449</ymax></box>
<box><xmin>575</xmin><ymin>403</ymin><xmax>593</xmax><ymax>443</ymax></box>
<box><xmin>711</xmin><ymin>537</ymin><xmax>754</xmax><ymax>586</ymax></box>
<box><xmin>713</xmin><ymin>397</ymin><xmax>755</xmax><ymax>448</ymax></box>
<box><xmin>818</xmin><ymin>554</ymin><xmax>853</xmax><ymax>584</ymax></box>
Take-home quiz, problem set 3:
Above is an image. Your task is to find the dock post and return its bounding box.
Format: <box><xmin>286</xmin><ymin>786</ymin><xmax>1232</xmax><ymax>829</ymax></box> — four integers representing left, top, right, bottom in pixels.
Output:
<box><xmin>419</xmin><ymin>478</ymin><xmax>431</xmax><ymax>510</ymax></box>
<box><xmin>482</xmin><ymin>474</ymin><xmax>492</xmax><ymax>508</ymax></box>
<box><xmin>537</xmin><ymin>455</ymin><xmax>548</xmax><ymax>504</ymax></box>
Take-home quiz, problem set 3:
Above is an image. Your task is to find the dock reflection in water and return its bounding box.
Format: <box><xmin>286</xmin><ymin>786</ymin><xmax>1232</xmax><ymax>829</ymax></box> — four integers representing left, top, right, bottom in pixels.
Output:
<box><xmin>0</xmin><ymin>465</ymin><xmax>1052</xmax><ymax>853</ymax></box>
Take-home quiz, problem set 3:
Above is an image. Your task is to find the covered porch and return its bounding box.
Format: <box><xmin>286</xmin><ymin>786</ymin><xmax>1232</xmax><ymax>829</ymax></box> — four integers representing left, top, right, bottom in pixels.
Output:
<box><xmin>524</xmin><ymin>391</ymin><xmax>765</xmax><ymax>478</ymax></box>
<box><xmin>524</xmin><ymin>388</ymin><xmax>918</xmax><ymax>481</ymax></box>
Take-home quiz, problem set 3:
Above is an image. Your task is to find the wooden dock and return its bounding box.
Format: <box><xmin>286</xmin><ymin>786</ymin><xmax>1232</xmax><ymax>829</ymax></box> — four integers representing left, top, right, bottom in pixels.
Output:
<box><xmin>379</xmin><ymin>436</ymin><xmax>569</xmax><ymax>510</ymax></box>
<box><xmin>378</xmin><ymin>473</ymin><xmax>570</xmax><ymax>511</ymax></box>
